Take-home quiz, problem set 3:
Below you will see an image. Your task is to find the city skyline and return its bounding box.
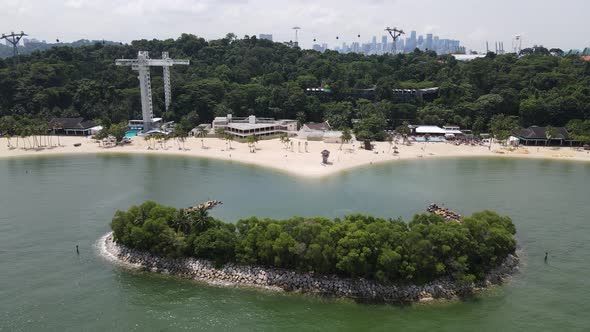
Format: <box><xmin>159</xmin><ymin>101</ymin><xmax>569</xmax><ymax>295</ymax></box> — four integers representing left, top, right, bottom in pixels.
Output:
<box><xmin>1</xmin><ymin>0</ymin><xmax>588</xmax><ymax>52</ymax></box>
<box><xmin>311</xmin><ymin>30</ymin><xmax>464</xmax><ymax>55</ymax></box>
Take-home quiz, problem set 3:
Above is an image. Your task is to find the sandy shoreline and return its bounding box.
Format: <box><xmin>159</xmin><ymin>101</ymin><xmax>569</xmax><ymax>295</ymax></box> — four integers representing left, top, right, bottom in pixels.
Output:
<box><xmin>1</xmin><ymin>136</ymin><xmax>589</xmax><ymax>177</ymax></box>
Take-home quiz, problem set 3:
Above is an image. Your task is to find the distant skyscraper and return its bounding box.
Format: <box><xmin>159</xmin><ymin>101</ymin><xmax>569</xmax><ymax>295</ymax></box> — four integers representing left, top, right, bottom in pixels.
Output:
<box><xmin>259</xmin><ymin>34</ymin><xmax>273</xmax><ymax>41</ymax></box>
<box><xmin>426</xmin><ymin>34</ymin><xmax>433</xmax><ymax>51</ymax></box>
<box><xmin>409</xmin><ymin>31</ymin><xmax>417</xmax><ymax>51</ymax></box>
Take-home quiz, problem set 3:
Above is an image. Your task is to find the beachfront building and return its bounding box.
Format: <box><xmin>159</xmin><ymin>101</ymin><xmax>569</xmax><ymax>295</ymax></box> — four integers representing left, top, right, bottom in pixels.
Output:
<box><xmin>212</xmin><ymin>115</ymin><xmax>297</xmax><ymax>139</ymax></box>
<box><xmin>411</xmin><ymin>125</ymin><xmax>447</xmax><ymax>136</ymax></box>
<box><xmin>49</xmin><ymin>117</ymin><xmax>97</xmax><ymax>136</ymax></box>
<box><xmin>322</xmin><ymin>131</ymin><xmax>344</xmax><ymax>144</ymax></box>
<box><xmin>443</xmin><ymin>126</ymin><xmax>463</xmax><ymax>139</ymax></box>
<box><xmin>298</xmin><ymin>122</ymin><xmax>331</xmax><ymax>140</ymax></box>
<box><xmin>128</xmin><ymin>118</ymin><xmax>163</xmax><ymax>131</ymax></box>
<box><xmin>510</xmin><ymin>126</ymin><xmax>582</xmax><ymax>146</ymax></box>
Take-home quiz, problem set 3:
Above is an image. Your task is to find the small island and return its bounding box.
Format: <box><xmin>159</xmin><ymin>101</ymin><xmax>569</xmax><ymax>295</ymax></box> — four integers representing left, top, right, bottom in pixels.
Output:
<box><xmin>102</xmin><ymin>201</ymin><xmax>519</xmax><ymax>304</ymax></box>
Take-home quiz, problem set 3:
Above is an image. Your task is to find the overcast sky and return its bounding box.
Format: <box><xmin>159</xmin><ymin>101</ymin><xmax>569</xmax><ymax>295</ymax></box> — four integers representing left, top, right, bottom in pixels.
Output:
<box><xmin>1</xmin><ymin>0</ymin><xmax>588</xmax><ymax>52</ymax></box>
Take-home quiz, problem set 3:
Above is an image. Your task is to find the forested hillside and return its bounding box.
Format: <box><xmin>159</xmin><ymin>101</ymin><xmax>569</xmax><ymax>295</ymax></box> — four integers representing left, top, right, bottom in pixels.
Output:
<box><xmin>1</xmin><ymin>33</ymin><xmax>589</xmax><ymax>134</ymax></box>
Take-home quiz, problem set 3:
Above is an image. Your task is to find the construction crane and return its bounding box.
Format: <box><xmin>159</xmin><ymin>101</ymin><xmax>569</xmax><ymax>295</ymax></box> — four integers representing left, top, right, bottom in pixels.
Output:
<box><xmin>1</xmin><ymin>31</ymin><xmax>27</xmax><ymax>70</ymax></box>
<box><xmin>385</xmin><ymin>27</ymin><xmax>405</xmax><ymax>54</ymax></box>
<box><xmin>116</xmin><ymin>51</ymin><xmax>189</xmax><ymax>132</ymax></box>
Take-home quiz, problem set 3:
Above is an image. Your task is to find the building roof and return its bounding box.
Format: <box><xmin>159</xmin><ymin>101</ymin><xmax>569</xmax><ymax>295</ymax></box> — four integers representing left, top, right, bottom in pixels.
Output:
<box><xmin>415</xmin><ymin>126</ymin><xmax>446</xmax><ymax>134</ymax></box>
<box><xmin>512</xmin><ymin>126</ymin><xmax>569</xmax><ymax>140</ymax></box>
<box><xmin>303</xmin><ymin>122</ymin><xmax>331</xmax><ymax>131</ymax></box>
<box><xmin>49</xmin><ymin>117</ymin><xmax>95</xmax><ymax>129</ymax></box>
<box><xmin>227</xmin><ymin>122</ymin><xmax>276</xmax><ymax>131</ymax></box>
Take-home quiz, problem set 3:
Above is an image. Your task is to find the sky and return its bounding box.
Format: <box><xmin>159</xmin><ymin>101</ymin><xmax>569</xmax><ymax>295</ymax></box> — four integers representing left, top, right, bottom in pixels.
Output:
<box><xmin>1</xmin><ymin>0</ymin><xmax>588</xmax><ymax>52</ymax></box>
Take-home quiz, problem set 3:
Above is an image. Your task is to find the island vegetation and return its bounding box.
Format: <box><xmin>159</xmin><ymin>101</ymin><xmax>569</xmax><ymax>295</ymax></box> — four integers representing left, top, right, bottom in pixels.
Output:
<box><xmin>1</xmin><ymin>34</ymin><xmax>590</xmax><ymax>143</ymax></box>
<box><xmin>111</xmin><ymin>201</ymin><xmax>516</xmax><ymax>284</ymax></box>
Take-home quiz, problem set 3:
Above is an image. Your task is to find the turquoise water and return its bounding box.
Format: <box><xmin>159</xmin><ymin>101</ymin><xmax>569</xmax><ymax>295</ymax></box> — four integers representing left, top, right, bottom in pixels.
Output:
<box><xmin>1</xmin><ymin>155</ymin><xmax>589</xmax><ymax>331</ymax></box>
<box><xmin>413</xmin><ymin>137</ymin><xmax>446</xmax><ymax>142</ymax></box>
<box><xmin>125</xmin><ymin>130</ymin><xmax>139</xmax><ymax>138</ymax></box>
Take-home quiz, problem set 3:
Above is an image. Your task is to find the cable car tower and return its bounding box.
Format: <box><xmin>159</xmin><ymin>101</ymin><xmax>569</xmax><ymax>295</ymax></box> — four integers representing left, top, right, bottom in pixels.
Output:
<box><xmin>385</xmin><ymin>27</ymin><xmax>405</xmax><ymax>54</ymax></box>
<box><xmin>116</xmin><ymin>51</ymin><xmax>189</xmax><ymax>131</ymax></box>
<box><xmin>292</xmin><ymin>27</ymin><xmax>301</xmax><ymax>47</ymax></box>
<box><xmin>1</xmin><ymin>31</ymin><xmax>27</xmax><ymax>70</ymax></box>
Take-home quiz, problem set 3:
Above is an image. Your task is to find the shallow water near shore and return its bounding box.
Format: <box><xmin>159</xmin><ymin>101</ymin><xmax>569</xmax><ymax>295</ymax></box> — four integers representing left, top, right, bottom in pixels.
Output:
<box><xmin>1</xmin><ymin>154</ymin><xmax>589</xmax><ymax>331</ymax></box>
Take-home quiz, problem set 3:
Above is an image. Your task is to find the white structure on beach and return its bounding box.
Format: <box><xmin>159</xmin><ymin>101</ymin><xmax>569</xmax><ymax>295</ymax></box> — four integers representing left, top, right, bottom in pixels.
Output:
<box><xmin>413</xmin><ymin>126</ymin><xmax>447</xmax><ymax>136</ymax></box>
<box><xmin>212</xmin><ymin>115</ymin><xmax>297</xmax><ymax>138</ymax></box>
<box><xmin>322</xmin><ymin>131</ymin><xmax>344</xmax><ymax>144</ymax></box>
<box><xmin>298</xmin><ymin>122</ymin><xmax>331</xmax><ymax>140</ymax></box>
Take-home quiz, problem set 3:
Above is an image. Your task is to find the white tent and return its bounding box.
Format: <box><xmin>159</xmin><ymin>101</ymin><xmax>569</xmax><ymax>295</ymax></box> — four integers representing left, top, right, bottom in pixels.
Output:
<box><xmin>89</xmin><ymin>126</ymin><xmax>103</xmax><ymax>135</ymax></box>
<box><xmin>415</xmin><ymin>126</ymin><xmax>446</xmax><ymax>135</ymax></box>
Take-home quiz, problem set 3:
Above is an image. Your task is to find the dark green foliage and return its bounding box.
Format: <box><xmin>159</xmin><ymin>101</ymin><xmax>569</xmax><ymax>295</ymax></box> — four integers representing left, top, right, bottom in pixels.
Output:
<box><xmin>1</xmin><ymin>34</ymin><xmax>588</xmax><ymax>141</ymax></box>
<box><xmin>111</xmin><ymin>201</ymin><xmax>517</xmax><ymax>284</ymax></box>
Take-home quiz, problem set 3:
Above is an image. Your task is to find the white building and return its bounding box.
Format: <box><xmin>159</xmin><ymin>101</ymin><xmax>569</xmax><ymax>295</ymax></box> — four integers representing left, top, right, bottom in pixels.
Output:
<box><xmin>413</xmin><ymin>126</ymin><xmax>446</xmax><ymax>136</ymax></box>
<box><xmin>212</xmin><ymin>115</ymin><xmax>297</xmax><ymax>138</ymax></box>
<box><xmin>322</xmin><ymin>131</ymin><xmax>344</xmax><ymax>144</ymax></box>
<box><xmin>443</xmin><ymin>125</ymin><xmax>463</xmax><ymax>138</ymax></box>
<box><xmin>128</xmin><ymin>118</ymin><xmax>163</xmax><ymax>131</ymax></box>
<box><xmin>298</xmin><ymin>122</ymin><xmax>331</xmax><ymax>140</ymax></box>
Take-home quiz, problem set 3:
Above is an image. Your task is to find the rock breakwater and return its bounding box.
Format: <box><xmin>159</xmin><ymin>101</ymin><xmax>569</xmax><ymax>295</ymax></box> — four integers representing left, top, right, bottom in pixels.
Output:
<box><xmin>100</xmin><ymin>233</ymin><xmax>519</xmax><ymax>304</ymax></box>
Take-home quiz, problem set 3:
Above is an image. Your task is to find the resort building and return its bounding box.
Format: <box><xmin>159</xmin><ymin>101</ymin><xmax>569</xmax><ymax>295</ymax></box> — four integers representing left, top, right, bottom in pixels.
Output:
<box><xmin>443</xmin><ymin>126</ymin><xmax>464</xmax><ymax>139</ymax></box>
<box><xmin>392</xmin><ymin>87</ymin><xmax>439</xmax><ymax>102</ymax></box>
<box><xmin>298</xmin><ymin>122</ymin><xmax>331</xmax><ymax>140</ymax></box>
<box><xmin>212</xmin><ymin>115</ymin><xmax>297</xmax><ymax>138</ymax></box>
<box><xmin>128</xmin><ymin>118</ymin><xmax>163</xmax><ymax>131</ymax></box>
<box><xmin>411</xmin><ymin>125</ymin><xmax>447</xmax><ymax>136</ymax></box>
<box><xmin>49</xmin><ymin>117</ymin><xmax>98</xmax><ymax>136</ymax></box>
<box><xmin>510</xmin><ymin>126</ymin><xmax>582</xmax><ymax>146</ymax></box>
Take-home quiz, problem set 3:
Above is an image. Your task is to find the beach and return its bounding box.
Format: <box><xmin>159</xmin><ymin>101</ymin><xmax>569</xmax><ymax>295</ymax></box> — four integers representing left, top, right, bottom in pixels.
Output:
<box><xmin>1</xmin><ymin>135</ymin><xmax>589</xmax><ymax>177</ymax></box>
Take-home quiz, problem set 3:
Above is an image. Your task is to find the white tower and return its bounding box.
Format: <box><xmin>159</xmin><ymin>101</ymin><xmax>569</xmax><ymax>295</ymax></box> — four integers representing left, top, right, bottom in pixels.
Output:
<box><xmin>116</xmin><ymin>51</ymin><xmax>189</xmax><ymax>131</ymax></box>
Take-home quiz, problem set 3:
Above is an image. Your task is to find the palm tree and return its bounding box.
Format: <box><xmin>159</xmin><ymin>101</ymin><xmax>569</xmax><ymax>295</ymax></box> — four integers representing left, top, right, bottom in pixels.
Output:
<box><xmin>545</xmin><ymin>126</ymin><xmax>559</xmax><ymax>146</ymax></box>
<box><xmin>171</xmin><ymin>211</ymin><xmax>192</xmax><ymax>235</ymax></box>
<box><xmin>226</xmin><ymin>133</ymin><xmax>234</xmax><ymax>150</ymax></box>
<box><xmin>279</xmin><ymin>133</ymin><xmax>290</xmax><ymax>149</ymax></box>
<box><xmin>395</xmin><ymin>122</ymin><xmax>411</xmax><ymax>145</ymax></box>
<box><xmin>187</xmin><ymin>207</ymin><xmax>212</xmax><ymax>232</ymax></box>
<box><xmin>197</xmin><ymin>127</ymin><xmax>209</xmax><ymax>149</ymax></box>
<box><xmin>144</xmin><ymin>134</ymin><xmax>153</xmax><ymax>149</ymax></box>
<box><xmin>386</xmin><ymin>133</ymin><xmax>393</xmax><ymax>153</ymax></box>
<box><xmin>0</xmin><ymin>116</ymin><xmax>16</xmax><ymax>148</ymax></box>
<box><xmin>340</xmin><ymin>128</ymin><xmax>352</xmax><ymax>151</ymax></box>
<box><xmin>246</xmin><ymin>135</ymin><xmax>256</xmax><ymax>153</ymax></box>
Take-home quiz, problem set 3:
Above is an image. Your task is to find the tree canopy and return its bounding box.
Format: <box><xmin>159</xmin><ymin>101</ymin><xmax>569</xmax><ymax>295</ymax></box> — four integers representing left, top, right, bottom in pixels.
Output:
<box><xmin>1</xmin><ymin>34</ymin><xmax>589</xmax><ymax>141</ymax></box>
<box><xmin>111</xmin><ymin>201</ymin><xmax>517</xmax><ymax>284</ymax></box>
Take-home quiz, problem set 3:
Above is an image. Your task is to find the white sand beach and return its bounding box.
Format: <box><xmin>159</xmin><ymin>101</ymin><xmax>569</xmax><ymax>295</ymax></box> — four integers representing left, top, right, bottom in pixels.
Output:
<box><xmin>1</xmin><ymin>135</ymin><xmax>589</xmax><ymax>177</ymax></box>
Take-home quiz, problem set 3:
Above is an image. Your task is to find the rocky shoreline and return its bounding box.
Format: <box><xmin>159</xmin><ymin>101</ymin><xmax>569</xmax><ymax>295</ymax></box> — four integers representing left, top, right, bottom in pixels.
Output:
<box><xmin>99</xmin><ymin>232</ymin><xmax>519</xmax><ymax>304</ymax></box>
